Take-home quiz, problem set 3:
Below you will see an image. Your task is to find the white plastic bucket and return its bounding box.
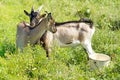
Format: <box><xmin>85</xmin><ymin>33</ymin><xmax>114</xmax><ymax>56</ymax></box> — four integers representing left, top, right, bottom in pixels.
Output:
<box><xmin>89</xmin><ymin>53</ymin><xmax>111</xmax><ymax>70</ymax></box>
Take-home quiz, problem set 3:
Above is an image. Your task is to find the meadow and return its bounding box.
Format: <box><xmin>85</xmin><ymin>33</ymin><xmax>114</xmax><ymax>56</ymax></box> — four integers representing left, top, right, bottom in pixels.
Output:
<box><xmin>0</xmin><ymin>0</ymin><xmax>120</xmax><ymax>80</ymax></box>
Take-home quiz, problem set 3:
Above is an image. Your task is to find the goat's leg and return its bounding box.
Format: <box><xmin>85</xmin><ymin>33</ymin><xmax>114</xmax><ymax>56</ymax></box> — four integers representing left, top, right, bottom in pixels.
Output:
<box><xmin>46</xmin><ymin>50</ymin><xmax>49</xmax><ymax>57</ymax></box>
<box><xmin>39</xmin><ymin>40</ymin><xmax>50</xmax><ymax>59</ymax></box>
<box><xmin>45</xmin><ymin>47</ymin><xmax>52</xmax><ymax>59</ymax></box>
<box><xmin>81</xmin><ymin>40</ymin><xmax>95</xmax><ymax>56</ymax></box>
<box><xmin>39</xmin><ymin>41</ymin><xmax>50</xmax><ymax>59</ymax></box>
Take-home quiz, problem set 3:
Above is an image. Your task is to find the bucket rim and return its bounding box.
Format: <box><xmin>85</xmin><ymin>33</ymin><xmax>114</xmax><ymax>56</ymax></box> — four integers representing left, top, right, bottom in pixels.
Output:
<box><xmin>89</xmin><ymin>53</ymin><xmax>111</xmax><ymax>61</ymax></box>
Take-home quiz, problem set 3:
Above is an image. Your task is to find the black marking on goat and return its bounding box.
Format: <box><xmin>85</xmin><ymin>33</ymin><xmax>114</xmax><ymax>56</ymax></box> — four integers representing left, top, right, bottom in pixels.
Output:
<box><xmin>30</xmin><ymin>11</ymin><xmax>38</xmax><ymax>22</ymax></box>
<box><xmin>55</xmin><ymin>18</ymin><xmax>93</xmax><ymax>28</ymax></box>
<box><xmin>79</xmin><ymin>18</ymin><xmax>93</xmax><ymax>28</ymax></box>
<box><xmin>55</xmin><ymin>21</ymin><xmax>80</xmax><ymax>26</ymax></box>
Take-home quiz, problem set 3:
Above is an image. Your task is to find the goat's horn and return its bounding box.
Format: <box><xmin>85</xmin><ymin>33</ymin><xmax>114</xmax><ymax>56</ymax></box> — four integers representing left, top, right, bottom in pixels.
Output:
<box><xmin>37</xmin><ymin>5</ymin><xmax>43</xmax><ymax>13</ymax></box>
<box><xmin>31</xmin><ymin>5</ymin><xmax>34</xmax><ymax>12</ymax></box>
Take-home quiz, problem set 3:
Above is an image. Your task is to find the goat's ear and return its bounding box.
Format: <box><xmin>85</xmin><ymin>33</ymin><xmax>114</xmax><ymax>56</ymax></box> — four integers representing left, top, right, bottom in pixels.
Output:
<box><xmin>47</xmin><ymin>13</ymin><xmax>52</xmax><ymax>20</ymax></box>
<box><xmin>37</xmin><ymin>5</ymin><xmax>43</xmax><ymax>13</ymax></box>
<box><xmin>47</xmin><ymin>13</ymin><xmax>55</xmax><ymax>23</ymax></box>
<box><xmin>24</xmin><ymin>10</ymin><xmax>30</xmax><ymax>16</ymax></box>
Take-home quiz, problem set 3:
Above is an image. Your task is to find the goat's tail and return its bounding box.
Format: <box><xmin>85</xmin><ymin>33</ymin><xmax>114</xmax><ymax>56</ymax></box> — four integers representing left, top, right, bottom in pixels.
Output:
<box><xmin>79</xmin><ymin>18</ymin><xmax>93</xmax><ymax>28</ymax></box>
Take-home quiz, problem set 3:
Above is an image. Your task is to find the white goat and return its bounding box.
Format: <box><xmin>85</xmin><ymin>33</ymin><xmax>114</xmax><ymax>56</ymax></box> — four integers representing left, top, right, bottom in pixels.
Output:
<box><xmin>40</xmin><ymin>18</ymin><xmax>95</xmax><ymax>58</ymax></box>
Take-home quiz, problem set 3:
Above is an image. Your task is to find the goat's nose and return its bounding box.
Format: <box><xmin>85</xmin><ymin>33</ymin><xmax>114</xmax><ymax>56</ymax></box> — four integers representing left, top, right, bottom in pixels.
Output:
<box><xmin>30</xmin><ymin>23</ymin><xmax>33</xmax><ymax>26</ymax></box>
<box><xmin>30</xmin><ymin>23</ymin><xmax>35</xmax><ymax>27</ymax></box>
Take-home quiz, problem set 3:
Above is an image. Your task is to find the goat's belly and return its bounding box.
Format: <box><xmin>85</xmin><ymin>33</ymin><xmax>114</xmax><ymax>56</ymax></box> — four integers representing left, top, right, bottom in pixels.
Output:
<box><xmin>59</xmin><ymin>40</ymin><xmax>80</xmax><ymax>47</ymax></box>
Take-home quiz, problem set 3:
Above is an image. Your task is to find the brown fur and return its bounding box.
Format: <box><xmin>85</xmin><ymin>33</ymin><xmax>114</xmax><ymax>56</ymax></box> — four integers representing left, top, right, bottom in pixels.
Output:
<box><xmin>16</xmin><ymin>13</ymin><xmax>56</xmax><ymax>51</ymax></box>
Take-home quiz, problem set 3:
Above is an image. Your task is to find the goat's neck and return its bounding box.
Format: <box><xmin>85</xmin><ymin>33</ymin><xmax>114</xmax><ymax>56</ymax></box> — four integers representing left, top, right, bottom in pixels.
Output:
<box><xmin>29</xmin><ymin>18</ymin><xmax>47</xmax><ymax>44</ymax></box>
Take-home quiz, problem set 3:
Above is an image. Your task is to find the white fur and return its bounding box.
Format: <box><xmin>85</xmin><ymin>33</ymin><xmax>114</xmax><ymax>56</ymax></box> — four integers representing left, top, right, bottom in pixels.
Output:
<box><xmin>41</xmin><ymin>22</ymin><xmax>95</xmax><ymax>57</ymax></box>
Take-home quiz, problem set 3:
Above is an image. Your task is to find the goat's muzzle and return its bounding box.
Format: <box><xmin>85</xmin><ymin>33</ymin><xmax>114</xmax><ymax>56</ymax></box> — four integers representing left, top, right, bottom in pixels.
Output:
<box><xmin>30</xmin><ymin>23</ymin><xmax>35</xmax><ymax>28</ymax></box>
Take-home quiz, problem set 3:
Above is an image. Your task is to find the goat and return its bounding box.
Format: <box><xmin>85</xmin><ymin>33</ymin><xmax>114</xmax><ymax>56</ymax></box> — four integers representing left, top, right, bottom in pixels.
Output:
<box><xmin>16</xmin><ymin>6</ymin><xmax>57</xmax><ymax>51</ymax></box>
<box><xmin>24</xmin><ymin>5</ymin><xmax>44</xmax><ymax>28</ymax></box>
<box><xmin>24</xmin><ymin>7</ymin><xmax>95</xmax><ymax>58</ymax></box>
<box><xmin>40</xmin><ymin>18</ymin><xmax>95</xmax><ymax>58</ymax></box>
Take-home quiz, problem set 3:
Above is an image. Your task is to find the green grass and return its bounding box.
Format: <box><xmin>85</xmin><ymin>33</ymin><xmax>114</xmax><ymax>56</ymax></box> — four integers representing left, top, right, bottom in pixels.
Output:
<box><xmin>0</xmin><ymin>0</ymin><xmax>120</xmax><ymax>80</ymax></box>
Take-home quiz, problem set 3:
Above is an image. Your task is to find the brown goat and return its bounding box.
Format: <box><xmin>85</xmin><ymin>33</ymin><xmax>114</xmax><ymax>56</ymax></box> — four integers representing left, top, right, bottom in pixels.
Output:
<box><xmin>16</xmin><ymin>6</ymin><xmax>57</xmax><ymax>51</ymax></box>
